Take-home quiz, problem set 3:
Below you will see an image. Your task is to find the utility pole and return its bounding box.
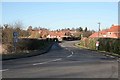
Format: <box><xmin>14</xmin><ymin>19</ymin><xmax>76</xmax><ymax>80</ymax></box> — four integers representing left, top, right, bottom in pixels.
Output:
<box><xmin>98</xmin><ymin>22</ymin><xmax>101</xmax><ymax>38</ymax></box>
<box><xmin>96</xmin><ymin>22</ymin><xmax>101</xmax><ymax>50</ymax></box>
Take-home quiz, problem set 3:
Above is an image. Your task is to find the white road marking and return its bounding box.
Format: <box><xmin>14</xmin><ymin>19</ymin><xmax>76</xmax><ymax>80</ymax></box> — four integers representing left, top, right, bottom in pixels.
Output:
<box><xmin>71</xmin><ymin>51</ymin><xmax>74</xmax><ymax>54</ymax></box>
<box><xmin>106</xmin><ymin>55</ymin><xmax>109</xmax><ymax>57</ymax></box>
<box><xmin>33</xmin><ymin>61</ymin><xmax>50</xmax><ymax>65</ymax></box>
<box><xmin>0</xmin><ymin>69</ymin><xmax>9</xmax><ymax>72</ymax></box>
<box><xmin>33</xmin><ymin>58</ymin><xmax>62</xmax><ymax>65</ymax></box>
<box><xmin>110</xmin><ymin>56</ymin><xmax>115</xmax><ymax>58</ymax></box>
<box><xmin>52</xmin><ymin>58</ymin><xmax>62</xmax><ymax>61</ymax></box>
<box><xmin>67</xmin><ymin>55</ymin><xmax>72</xmax><ymax>58</ymax></box>
<box><xmin>100</xmin><ymin>61</ymin><xmax>116</xmax><ymax>63</ymax></box>
<box><xmin>117</xmin><ymin>60</ymin><xmax>119</xmax><ymax>62</ymax></box>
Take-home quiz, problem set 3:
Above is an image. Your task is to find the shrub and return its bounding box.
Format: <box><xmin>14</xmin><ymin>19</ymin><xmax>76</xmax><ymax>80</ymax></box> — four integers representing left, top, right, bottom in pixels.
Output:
<box><xmin>79</xmin><ymin>38</ymin><xmax>120</xmax><ymax>55</ymax></box>
<box><xmin>98</xmin><ymin>38</ymin><xmax>120</xmax><ymax>54</ymax></box>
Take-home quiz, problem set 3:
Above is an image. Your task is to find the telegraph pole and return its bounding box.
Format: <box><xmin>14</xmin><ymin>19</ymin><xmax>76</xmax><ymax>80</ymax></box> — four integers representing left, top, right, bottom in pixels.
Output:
<box><xmin>98</xmin><ymin>22</ymin><xmax>101</xmax><ymax>38</ymax></box>
<box><xmin>96</xmin><ymin>22</ymin><xmax>101</xmax><ymax>50</ymax></box>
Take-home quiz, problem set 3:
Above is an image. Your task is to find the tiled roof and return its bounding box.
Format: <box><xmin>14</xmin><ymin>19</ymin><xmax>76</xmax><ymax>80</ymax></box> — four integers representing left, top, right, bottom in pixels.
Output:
<box><xmin>89</xmin><ymin>25</ymin><xmax>120</xmax><ymax>38</ymax></box>
<box><xmin>107</xmin><ymin>25</ymin><xmax>120</xmax><ymax>32</ymax></box>
<box><xmin>48</xmin><ymin>31</ymin><xmax>65</xmax><ymax>37</ymax></box>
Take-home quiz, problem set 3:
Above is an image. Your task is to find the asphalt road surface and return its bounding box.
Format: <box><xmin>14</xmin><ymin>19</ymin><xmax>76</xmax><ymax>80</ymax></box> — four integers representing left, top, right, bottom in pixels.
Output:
<box><xmin>2</xmin><ymin>41</ymin><xmax>119</xmax><ymax>78</ymax></box>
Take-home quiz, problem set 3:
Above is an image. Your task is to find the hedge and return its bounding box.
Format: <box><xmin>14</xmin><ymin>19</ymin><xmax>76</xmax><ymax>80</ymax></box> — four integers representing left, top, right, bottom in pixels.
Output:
<box><xmin>79</xmin><ymin>38</ymin><xmax>120</xmax><ymax>55</ymax></box>
<box><xmin>98</xmin><ymin>38</ymin><xmax>120</xmax><ymax>54</ymax></box>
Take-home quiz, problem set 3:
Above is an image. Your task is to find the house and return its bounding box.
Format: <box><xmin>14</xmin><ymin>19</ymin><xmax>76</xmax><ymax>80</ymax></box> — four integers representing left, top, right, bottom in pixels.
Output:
<box><xmin>28</xmin><ymin>28</ymin><xmax>83</xmax><ymax>40</ymax></box>
<box><xmin>47</xmin><ymin>31</ymin><xmax>67</xmax><ymax>41</ymax></box>
<box><xmin>89</xmin><ymin>25</ymin><xmax>120</xmax><ymax>38</ymax></box>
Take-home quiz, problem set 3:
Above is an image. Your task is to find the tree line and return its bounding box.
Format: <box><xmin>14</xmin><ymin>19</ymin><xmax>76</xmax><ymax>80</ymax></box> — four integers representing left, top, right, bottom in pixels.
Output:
<box><xmin>2</xmin><ymin>22</ymin><xmax>29</xmax><ymax>44</ymax></box>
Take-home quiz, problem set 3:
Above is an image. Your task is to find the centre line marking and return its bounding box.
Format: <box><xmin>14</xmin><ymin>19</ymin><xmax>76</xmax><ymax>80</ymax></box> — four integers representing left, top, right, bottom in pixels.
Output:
<box><xmin>71</xmin><ymin>51</ymin><xmax>74</xmax><ymax>54</ymax></box>
<box><xmin>0</xmin><ymin>69</ymin><xmax>9</xmax><ymax>72</ymax></box>
<box><xmin>33</xmin><ymin>58</ymin><xmax>62</xmax><ymax>65</ymax></box>
<box><xmin>33</xmin><ymin>61</ymin><xmax>50</xmax><ymax>65</ymax></box>
<box><xmin>67</xmin><ymin>55</ymin><xmax>72</xmax><ymax>58</ymax></box>
<box><xmin>52</xmin><ymin>58</ymin><xmax>62</xmax><ymax>61</ymax></box>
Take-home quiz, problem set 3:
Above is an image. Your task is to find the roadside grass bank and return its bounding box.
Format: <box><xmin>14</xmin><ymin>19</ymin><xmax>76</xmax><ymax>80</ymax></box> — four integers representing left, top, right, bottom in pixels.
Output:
<box><xmin>75</xmin><ymin>38</ymin><xmax>120</xmax><ymax>59</ymax></box>
<box><xmin>2</xmin><ymin>38</ymin><xmax>56</xmax><ymax>60</ymax></box>
<box><xmin>75</xmin><ymin>43</ymin><xmax>120</xmax><ymax>59</ymax></box>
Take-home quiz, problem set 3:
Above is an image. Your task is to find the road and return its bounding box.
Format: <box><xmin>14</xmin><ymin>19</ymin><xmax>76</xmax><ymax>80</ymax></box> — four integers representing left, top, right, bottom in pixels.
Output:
<box><xmin>2</xmin><ymin>41</ymin><xmax>119</xmax><ymax>78</ymax></box>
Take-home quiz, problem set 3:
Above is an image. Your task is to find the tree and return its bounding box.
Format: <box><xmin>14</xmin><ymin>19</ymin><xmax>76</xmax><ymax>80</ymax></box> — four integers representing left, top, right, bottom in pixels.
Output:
<box><xmin>27</xmin><ymin>26</ymin><xmax>33</xmax><ymax>36</ymax></box>
<box><xmin>76</xmin><ymin>27</ymin><xmax>83</xmax><ymax>32</ymax></box>
<box><xmin>4</xmin><ymin>24</ymin><xmax>8</xmax><ymax>29</ymax></box>
<box><xmin>2</xmin><ymin>24</ymin><xmax>14</xmax><ymax>44</ymax></box>
<box><xmin>33</xmin><ymin>27</ymin><xmax>38</xmax><ymax>30</ymax></box>
<box><xmin>83</xmin><ymin>31</ymin><xmax>92</xmax><ymax>38</ymax></box>
<box><xmin>71</xmin><ymin>27</ymin><xmax>75</xmax><ymax>31</ymax></box>
<box><xmin>67</xmin><ymin>28</ymin><xmax>70</xmax><ymax>30</ymax></box>
<box><xmin>14</xmin><ymin>21</ymin><xmax>23</xmax><ymax>30</ymax></box>
<box><xmin>84</xmin><ymin>27</ymin><xmax>87</xmax><ymax>32</ymax></box>
<box><xmin>27</xmin><ymin>26</ymin><xmax>32</xmax><ymax>30</ymax></box>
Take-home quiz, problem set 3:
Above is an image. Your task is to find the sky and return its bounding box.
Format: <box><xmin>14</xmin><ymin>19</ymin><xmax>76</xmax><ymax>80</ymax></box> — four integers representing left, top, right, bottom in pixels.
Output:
<box><xmin>2</xmin><ymin>2</ymin><xmax>118</xmax><ymax>31</ymax></box>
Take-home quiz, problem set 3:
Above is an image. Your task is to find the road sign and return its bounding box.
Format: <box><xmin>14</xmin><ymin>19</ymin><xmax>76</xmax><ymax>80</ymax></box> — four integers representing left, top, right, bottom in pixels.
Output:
<box><xmin>13</xmin><ymin>32</ymin><xmax>19</xmax><ymax>42</ymax></box>
<box><xmin>96</xmin><ymin>41</ymin><xmax>99</xmax><ymax>47</ymax></box>
<box><xmin>13</xmin><ymin>32</ymin><xmax>18</xmax><ymax>37</ymax></box>
<box><xmin>14</xmin><ymin>37</ymin><xmax>18</xmax><ymax>42</ymax></box>
<box><xmin>13</xmin><ymin>32</ymin><xmax>19</xmax><ymax>52</ymax></box>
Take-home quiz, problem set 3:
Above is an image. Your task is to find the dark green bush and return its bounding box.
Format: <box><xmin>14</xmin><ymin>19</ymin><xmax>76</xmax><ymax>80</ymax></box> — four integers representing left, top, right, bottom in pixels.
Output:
<box><xmin>79</xmin><ymin>38</ymin><xmax>120</xmax><ymax>55</ymax></box>
<box><xmin>99</xmin><ymin>38</ymin><xmax>120</xmax><ymax>54</ymax></box>
<box><xmin>17</xmin><ymin>38</ymin><xmax>52</xmax><ymax>51</ymax></box>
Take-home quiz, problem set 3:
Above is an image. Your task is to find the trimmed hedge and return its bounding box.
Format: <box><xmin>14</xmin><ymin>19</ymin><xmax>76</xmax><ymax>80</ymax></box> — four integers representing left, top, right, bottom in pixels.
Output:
<box><xmin>79</xmin><ymin>38</ymin><xmax>120</xmax><ymax>55</ymax></box>
<box><xmin>98</xmin><ymin>38</ymin><xmax>120</xmax><ymax>54</ymax></box>
<box><xmin>17</xmin><ymin>38</ymin><xmax>55</xmax><ymax>51</ymax></box>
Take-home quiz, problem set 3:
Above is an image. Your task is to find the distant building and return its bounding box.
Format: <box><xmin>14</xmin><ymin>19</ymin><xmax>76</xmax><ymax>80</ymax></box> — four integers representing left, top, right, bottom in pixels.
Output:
<box><xmin>89</xmin><ymin>25</ymin><xmax>120</xmax><ymax>38</ymax></box>
<box><xmin>28</xmin><ymin>29</ymin><xmax>49</xmax><ymax>38</ymax></box>
<box><xmin>28</xmin><ymin>28</ymin><xmax>82</xmax><ymax>40</ymax></box>
<box><xmin>47</xmin><ymin>31</ymin><xmax>67</xmax><ymax>41</ymax></box>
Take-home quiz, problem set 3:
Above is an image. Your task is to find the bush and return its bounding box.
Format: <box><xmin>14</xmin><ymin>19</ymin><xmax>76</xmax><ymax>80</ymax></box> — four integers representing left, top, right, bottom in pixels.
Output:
<box><xmin>98</xmin><ymin>38</ymin><xmax>120</xmax><ymax>54</ymax></box>
<box><xmin>79</xmin><ymin>38</ymin><xmax>120</xmax><ymax>55</ymax></box>
<box><xmin>79</xmin><ymin>38</ymin><xmax>97</xmax><ymax>50</ymax></box>
<box><xmin>17</xmin><ymin>38</ymin><xmax>52</xmax><ymax>51</ymax></box>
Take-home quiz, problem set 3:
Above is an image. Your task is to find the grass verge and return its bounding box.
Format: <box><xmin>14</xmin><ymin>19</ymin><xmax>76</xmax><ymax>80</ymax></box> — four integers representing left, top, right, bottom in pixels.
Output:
<box><xmin>75</xmin><ymin>43</ymin><xmax>120</xmax><ymax>58</ymax></box>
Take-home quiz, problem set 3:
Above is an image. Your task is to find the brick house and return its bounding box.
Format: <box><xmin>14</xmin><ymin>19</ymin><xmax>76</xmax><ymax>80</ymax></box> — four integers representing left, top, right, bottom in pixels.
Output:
<box><xmin>89</xmin><ymin>25</ymin><xmax>120</xmax><ymax>38</ymax></box>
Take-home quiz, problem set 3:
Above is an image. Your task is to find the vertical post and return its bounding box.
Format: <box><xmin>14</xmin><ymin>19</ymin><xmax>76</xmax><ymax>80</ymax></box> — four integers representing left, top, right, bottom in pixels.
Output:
<box><xmin>96</xmin><ymin>22</ymin><xmax>101</xmax><ymax>50</ymax></box>
<box><xmin>13</xmin><ymin>32</ymin><xmax>18</xmax><ymax>53</ymax></box>
<box><xmin>98</xmin><ymin>22</ymin><xmax>101</xmax><ymax>39</ymax></box>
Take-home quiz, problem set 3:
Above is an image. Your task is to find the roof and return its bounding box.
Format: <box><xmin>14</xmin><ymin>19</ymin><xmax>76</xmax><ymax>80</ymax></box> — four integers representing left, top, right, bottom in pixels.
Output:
<box><xmin>107</xmin><ymin>25</ymin><xmax>120</xmax><ymax>32</ymax></box>
<box><xmin>48</xmin><ymin>31</ymin><xmax>65</xmax><ymax>37</ymax></box>
<box><xmin>89</xmin><ymin>25</ymin><xmax>120</xmax><ymax>38</ymax></box>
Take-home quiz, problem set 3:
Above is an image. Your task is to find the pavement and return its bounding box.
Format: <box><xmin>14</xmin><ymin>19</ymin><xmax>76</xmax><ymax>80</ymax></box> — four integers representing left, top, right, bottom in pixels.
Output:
<box><xmin>1</xmin><ymin>41</ymin><xmax>119</xmax><ymax>78</ymax></box>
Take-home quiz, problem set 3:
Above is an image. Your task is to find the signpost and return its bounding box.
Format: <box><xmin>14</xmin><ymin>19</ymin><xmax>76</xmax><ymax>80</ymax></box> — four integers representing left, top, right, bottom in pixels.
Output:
<box><xmin>96</xmin><ymin>41</ymin><xmax>99</xmax><ymax>50</ymax></box>
<box><xmin>13</xmin><ymin>32</ymin><xmax>19</xmax><ymax>52</ymax></box>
